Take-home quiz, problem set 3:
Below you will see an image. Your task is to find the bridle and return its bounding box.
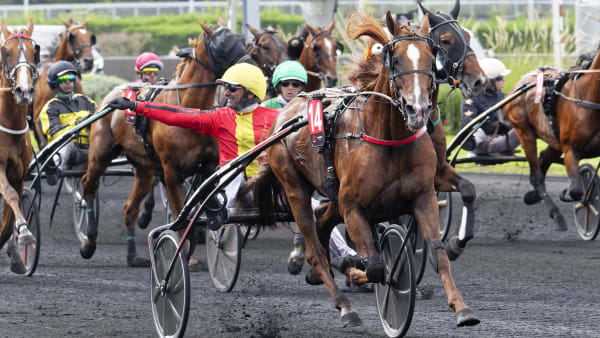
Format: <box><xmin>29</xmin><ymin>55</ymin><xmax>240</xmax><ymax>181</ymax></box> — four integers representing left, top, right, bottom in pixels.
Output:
<box><xmin>251</xmin><ymin>30</ymin><xmax>285</xmax><ymax>78</ymax></box>
<box><xmin>305</xmin><ymin>31</ymin><xmax>338</xmax><ymax>81</ymax></box>
<box><xmin>66</xmin><ymin>25</ymin><xmax>95</xmax><ymax>68</ymax></box>
<box><xmin>0</xmin><ymin>34</ymin><xmax>39</xmax><ymax>95</ymax></box>
<box><xmin>381</xmin><ymin>33</ymin><xmax>436</xmax><ymax>118</ymax></box>
<box><xmin>428</xmin><ymin>18</ymin><xmax>475</xmax><ymax>86</ymax></box>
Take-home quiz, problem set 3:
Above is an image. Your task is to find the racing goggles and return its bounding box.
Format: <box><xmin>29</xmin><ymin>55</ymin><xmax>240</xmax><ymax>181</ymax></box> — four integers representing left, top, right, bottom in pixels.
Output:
<box><xmin>57</xmin><ymin>73</ymin><xmax>76</xmax><ymax>84</ymax></box>
<box><xmin>224</xmin><ymin>84</ymin><xmax>242</xmax><ymax>93</ymax></box>
<box><xmin>280</xmin><ymin>80</ymin><xmax>303</xmax><ymax>88</ymax></box>
<box><xmin>140</xmin><ymin>67</ymin><xmax>160</xmax><ymax>75</ymax></box>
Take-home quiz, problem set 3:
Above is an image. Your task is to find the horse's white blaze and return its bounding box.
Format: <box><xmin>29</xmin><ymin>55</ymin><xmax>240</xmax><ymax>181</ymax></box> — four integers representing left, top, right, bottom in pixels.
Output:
<box><xmin>324</xmin><ymin>38</ymin><xmax>333</xmax><ymax>55</ymax></box>
<box><xmin>17</xmin><ymin>43</ymin><xmax>30</xmax><ymax>90</ymax></box>
<box><xmin>407</xmin><ymin>44</ymin><xmax>422</xmax><ymax>111</ymax></box>
<box><xmin>79</xmin><ymin>29</ymin><xmax>87</xmax><ymax>34</ymax></box>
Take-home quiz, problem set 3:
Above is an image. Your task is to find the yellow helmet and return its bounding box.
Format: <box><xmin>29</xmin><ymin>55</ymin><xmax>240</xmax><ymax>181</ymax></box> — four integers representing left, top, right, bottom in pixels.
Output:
<box><xmin>217</xmin><ymin>63</ymin><xmax>267</xmax><ymax>100</ymax></box>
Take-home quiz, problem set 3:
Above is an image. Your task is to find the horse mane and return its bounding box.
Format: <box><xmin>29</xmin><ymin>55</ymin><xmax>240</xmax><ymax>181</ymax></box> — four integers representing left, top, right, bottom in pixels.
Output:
<box><xmin>574</xmin><ymin>42</ymin><xmax>600</xmax><ymax>71</ymax></box>
<box><xmin>345</xmin><ymin>12</ymin><xmax>413</xmax><ymax>91</ymax></box>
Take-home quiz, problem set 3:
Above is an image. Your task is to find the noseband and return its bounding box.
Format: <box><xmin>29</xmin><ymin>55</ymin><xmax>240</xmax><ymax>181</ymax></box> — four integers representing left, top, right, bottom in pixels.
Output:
<box><xmin>429</xmin><ymin>19</ymin><xmax>475</xmax><ymax>85</ymax></box>
<box><xmin>0</xmin><ymin>34</ymin><xmax>39</xmax><ymax>95</ymax></box>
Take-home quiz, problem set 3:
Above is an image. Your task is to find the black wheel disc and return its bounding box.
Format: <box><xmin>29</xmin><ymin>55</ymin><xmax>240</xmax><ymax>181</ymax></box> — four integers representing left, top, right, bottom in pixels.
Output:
<box><xmin>574</xmin><ymin>164</ymin><xmax>600</xmax><ymax>240</ymax></box>
<box><xmin>375</xmin><ymin>224</ymin><xmax>416</xmax><ymax>337</ymax></box>
<box><xmin>151</xmin><ymin>230</ymin><xmax>190</xmax><ymax>338</ymax></box>
<box><xmin>437</xmin><ymin>191</ymin><xmax>452</xmax><ymax>241</ymax></box>
<box><xmin>206</xmin><ymin>225</ymin><xmax>242</xmax><ymax>292</ymax></box>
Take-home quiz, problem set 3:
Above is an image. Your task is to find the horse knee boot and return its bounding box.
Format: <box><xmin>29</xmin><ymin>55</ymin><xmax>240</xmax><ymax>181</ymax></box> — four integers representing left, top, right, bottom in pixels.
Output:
<box><xmin>445</xmin><ymin>236</ymin><xmax>464</xmax><ymax>261</ymax></box>
<box><xmin>365</xmin><ymin>256</ymin><xmax>385</xmax><ymax>283</ymax></box>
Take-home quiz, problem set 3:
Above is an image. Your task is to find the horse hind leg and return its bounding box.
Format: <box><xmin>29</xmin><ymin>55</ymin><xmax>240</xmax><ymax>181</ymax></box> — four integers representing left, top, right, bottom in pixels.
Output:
<box><xmin>136</xmin><ymin>178</ymin><xmax>156</xmax><ymax>229</ymax></box>
<box><xmin>436</xmin><ymin>164</ymin><xmax>477</xmax><ymax>261</ymax></box>
<box><xmin>122</xmin><ymin>170</ymin><xmax>155</xmax><ymax>267</ymax></box>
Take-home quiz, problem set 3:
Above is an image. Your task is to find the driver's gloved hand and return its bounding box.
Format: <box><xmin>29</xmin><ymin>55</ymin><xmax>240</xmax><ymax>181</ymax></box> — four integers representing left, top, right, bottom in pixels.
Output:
<box><xmin>108</xmin><ymin>97</ymin><xmax>137</xmax><ymax>111</ymax></box>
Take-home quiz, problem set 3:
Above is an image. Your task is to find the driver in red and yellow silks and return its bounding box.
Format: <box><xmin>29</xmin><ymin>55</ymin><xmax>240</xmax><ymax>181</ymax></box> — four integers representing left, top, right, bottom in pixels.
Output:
<box><xmin>108</xmin><ymin>63</ymin><xmax>279</xmax><ymax>211</ymax></box>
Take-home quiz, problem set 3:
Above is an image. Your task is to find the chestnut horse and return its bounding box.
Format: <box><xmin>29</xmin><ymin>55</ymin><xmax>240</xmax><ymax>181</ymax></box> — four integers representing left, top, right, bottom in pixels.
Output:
<box><xmin>32</xmin><ymin>20</ymin><xmax>96</xmax><ymax>147</ymax></box>
<box><xmin>251</xmin><ymin>12</ymin><xmax>478</xmax><ymax>327</ymax></box>
<box><xmin>503</xmin><ymin>46</ymin><xmax>600</xmax><ymax>231</ymax></box>
<box><xmin>80</xmin><ymin>24</ymin><xmax>247</xmax><ymax>264</ymax></box>
<box><xmin>246</xmin><ymin>24</ymin><xmax>288</xmax><ymax>99</ymax></box>
<box><xmin>298</xmin><ymin>19</ymin><xmax>340</xmax><ymax>91</ymax></box>
<box><xmin>0</xmin><ymin>19</ymin><xmax>39</xmax><ymax>274</ymax></box>
<box><xmin>418</xmin><ymin>0</ymin><xmax>486</xmax><ymax>256</ymax></box>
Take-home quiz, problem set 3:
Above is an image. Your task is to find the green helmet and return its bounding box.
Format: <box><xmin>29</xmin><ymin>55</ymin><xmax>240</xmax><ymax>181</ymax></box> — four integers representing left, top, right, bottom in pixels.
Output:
<box><xmin>272</xmin><ymin>61</ymin><xmax>307</xmax><ymax>88</ymax></box>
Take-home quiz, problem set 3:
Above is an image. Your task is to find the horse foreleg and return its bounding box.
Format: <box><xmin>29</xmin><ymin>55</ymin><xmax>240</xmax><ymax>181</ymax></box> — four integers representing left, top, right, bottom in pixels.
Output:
<box><xmin>562</xmin><ymin>147</ymin><xmax>583</xmax><ymax>202</ymax></box>
<box><xmin>435</xmin><ymin>163</ymin><xmax>477</xmax><ymax>261</ymax></box>
<box><xmin>1</xmin><ymin>202</ymin><xmax>26</xmax><ymax>274</ymax></box>
<box><xmin>0</xmin><ymin>170</ymin><xmax>32</xmax><ymax>247</ymax></box>
<box><xmin>532</xmin><ymin>146</ymin><xmax>568</xmax><ymax>231</ymax></box>
<box><xmin>413</xmin><ymin>191</ymin><xmax>480</xmax><ymax>327</ymax></box>
<box><xmin>123</xmin><ymin>169</ymin><xmax>154</xmax><ymax>267</ymax></box>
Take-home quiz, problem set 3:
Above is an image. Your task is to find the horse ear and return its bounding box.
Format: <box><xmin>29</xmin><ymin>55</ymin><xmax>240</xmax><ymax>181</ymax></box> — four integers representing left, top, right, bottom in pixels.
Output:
<box><xmin>199</xmin><ymin>21</ymin><xmax>215</xmax><ymax>38</ymax></box>
<box><xmin>246</xmin><ymin>24</ymin><xmax>261</xmax><ymax>39</ymax></box>
<box><xmin>305</xmin><ymin>22</ymin><xmax>317</xmax><ymax>36</ymax></box>
<box><xmin>217</xmin><ymin>15</ymin><xmax>226</xmax><ymax>28</ymax></box>
<box><xmin>62</xmin><ymin>20</ymin><xmax>71</xmax><ymax>29</ymax></box>
<box><xmin>326</xmin><ymin>19</ymin><xmax>335</xmax><ymax>35</ymax></box>
<box><xmin>385</xmin><ymin>11</ymin><xmax>400</xmax><ymax>36</ymax></box>
<box><xmin>417</xmin><ymin>0</ymin><xmax>443</xmax><ymax>26</ymax></box>
<box><xmin>418</xmin><ymin>14</ymin><xmax>430</xmax><ymax>36</ymax></box>
<box><xmin>26</xmin><ymin>18</ymin><xmax>34</xmax><ymax>37</ymax></box>
<box><xmin>1</xmin><ymin>19</ymin><xmax>9</xmax><ymax>40</ymax></box>
<box><xmin>450</xmin><ymin>0</ymin><xmax>460</xmax><ymax>19</ymax></box>
<box><xmin>82</xmin><ymin>19</ymin><xmax>89</xmax><ymax>27</ymax></box>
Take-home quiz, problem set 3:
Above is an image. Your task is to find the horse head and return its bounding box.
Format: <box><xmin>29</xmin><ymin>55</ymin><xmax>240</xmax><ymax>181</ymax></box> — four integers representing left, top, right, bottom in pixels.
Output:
<box><xmin>0</xmin><ymin>19</ymin><xmax>39</xmax><ymax>105</ymax></box>
<box><xmin>418</xmin><ymin>0</ymin><xmax>486</xmax><ymax>97</ymax></box>
<box><xmin>383</xmin><ymin>12</ymin><xmax>435</xmax><ymax>131</ymax></box>
<box><xmin>246</xmin><ymin>24</ymin><xmax>288</xmax><ymax>78</ymax></box>
<box><xmin>302</xmin><ymin>19</ymin><xmax>339</xmax><ymax>88</ymax></box>
<box><xmin>62</xmin><ymin>20</ymin><xmax>95</xmax><ymax>72</ymax></box>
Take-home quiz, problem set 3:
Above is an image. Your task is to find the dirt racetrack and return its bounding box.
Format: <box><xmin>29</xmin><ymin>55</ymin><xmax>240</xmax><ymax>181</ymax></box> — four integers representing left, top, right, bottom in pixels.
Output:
<box><xmin>1</xmin><ymin>173</ymin><xmax>599</xmax><ymax>337</ymax></box>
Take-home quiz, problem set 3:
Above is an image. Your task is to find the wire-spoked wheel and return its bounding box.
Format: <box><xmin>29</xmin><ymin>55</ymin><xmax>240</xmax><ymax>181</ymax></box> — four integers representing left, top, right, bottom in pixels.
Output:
<box><xmin>206</xmin><ymin>225</ymin><xmax>242</xmax><ymax>292</ymax></box>
<box><xmin>151</xmin><ymin>230</ymin><xmax>190</xmax><ymax>338</ymax></box>
<box><xmin>437</xmin><ymin>191</ymin><xmax>452</xmax><ymax>241</ymax></box>
<box><xmin>375</xmin><ymin>223</ymin><xmax>416</xmax><ymax>338</ymax></box>
<box><xmin>70</xmin><ymin>177</ymin><xmax>99</xmax><ymax>242</ymax></box>
<box><xmin>397</xmin><ymin>216</ymin><xmax>427</xmax><ymax>285</ymax></box>
<box><xmin>573</xmin><ymin>164</ymin><xmax>600</xmax><ymax>240</ymax></box>
<box><xmin>16</xmin><ymin>188</ymin><xmax>41</xmax><ymax>276</ymax></box>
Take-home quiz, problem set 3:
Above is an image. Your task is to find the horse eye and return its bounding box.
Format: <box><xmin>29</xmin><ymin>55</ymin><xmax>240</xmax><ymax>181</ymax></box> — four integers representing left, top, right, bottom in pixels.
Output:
<box><xmin>441</xmin><ymin>39</ymin><xmax>451</xmax><ymax>46</ymax></box>
<box><xmin>263</xmin><ymin>46</ymin><xmax>270</xmax><ymax>51</ymax></box>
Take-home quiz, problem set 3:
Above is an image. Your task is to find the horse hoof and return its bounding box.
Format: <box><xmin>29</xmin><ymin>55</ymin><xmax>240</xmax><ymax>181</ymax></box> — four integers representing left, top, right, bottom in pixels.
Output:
<box><xmin>455</xmin><ymin>308</ymin><xmax>480</xmax><ymax>327</ymax></box>
<box><xmin>80</xmin><ymin>241</ymin><xmax>96</xmax><ymax>259</ymax></box>
<box><xmin>445</xmin><ymin>236</ymin><xmax>465</xmax><ymax>261</ymax></box>
<box><xmin>341</xmin><ymin>311</ymin><xmax>362</xmax><ymax>327</ymax></box>
<box><xmin>136</xmin><ymin>211</ymin><xmax>152</xmax><ymax>229</ymax></box>
<box><xmin>287</xmin><ymin>245</ymin><xmax>305</xmax><ymax>275</ymax></box>
<box><xmin>17</xmin><ymin>231</ymin><xmax>35</xmax><ymax>247</ymax></box>
<box><xmin>127</xmin><ymin>256</ymin><xmax>150</xmax><ymax>268</ymax></box>
<box><xmin>559</xmin><ymin>189</ymin><xmax>575</xmax><ymax>203</ymax></box>
<box><xmin>10</xmin><ymin>261</ymin><xmax>26</xmax><ymax>275</ymax></box>
<box><xmin>524</xmin><ymin>190</ymin><xmax>542</xmax><ymax>205</ymax></box>
<box><xmin>305</xmin><ymin>268</ymin><xmax>324</xmax><ymax>285</ymax></box>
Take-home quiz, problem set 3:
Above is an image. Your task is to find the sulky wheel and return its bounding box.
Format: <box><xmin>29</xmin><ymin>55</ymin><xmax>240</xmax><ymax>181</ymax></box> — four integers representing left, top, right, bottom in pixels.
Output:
<box><xmin>206</xmin><ymin>225</ymin><xmax>242</xmax><ymax>292</ymax></box>
<box><xmin>70</xmin><ymin>177</ymin><xmax>99</xmax><ymax>243</ymax></box>
<box><xmin>573</xmin><ymin>164</ymin><xmax>600</xmax><ymax>241</ymax></box>
<box><xmin>151</xmin><ymin>230</ymin><xmax>190</xmax><ymax>338</ymax></box>
<box><xmin>437</xmin><ymin>191</ymin><xmax>452</xmax><ymax>241</ymax></box>
<box><xmin>17</xmin><ymin>188</ymin><xmax>41</xmax><ymax>276</ymax></box>
<box><xmin>375</xmin><ymin>223</ymin><xmax>416</xmax><ymax>338</ymax></box>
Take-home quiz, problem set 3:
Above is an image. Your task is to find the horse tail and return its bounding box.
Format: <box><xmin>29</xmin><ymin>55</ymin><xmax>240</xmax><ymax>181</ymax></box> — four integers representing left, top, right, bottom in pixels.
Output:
<box><xmin>243</xmin><ymin>163</ymin><xmax>290</xmax><ymax>225</ymax></box>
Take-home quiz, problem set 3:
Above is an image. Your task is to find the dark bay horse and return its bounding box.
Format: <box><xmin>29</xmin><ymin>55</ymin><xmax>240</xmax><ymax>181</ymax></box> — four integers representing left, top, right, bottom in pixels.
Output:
<box><xmin>80</xmin><ymin>24</ymin><xmax>247</xmax><ymax>263</ymax></box>
<box><xmin>0</xmin><ymin>19</ymin><xmax>39</xmax><ymax>274</ymax></box>
<box><xmin>503</xmin><ymin>45</ymin><xmax>600</xmax><ymax>231</ymax></box>
<box><xmin>297</xmin><ymin>19</ymin><xmax>340</xmax><ymax>91</ymax></box>
<box><xmin>246</xmin><ymin>24</ymin><xmax>288</xmax><ymax>99</ymax></box>
<box><xmin>251</xmin><ymin>12</ymin><xmax>478</xmax><ymax>327</ymax></box>
<box><xmin>417</xmin><ymin>0</ymin><xmax>486</xmax><ymax>256</ymax></box>
<box><xmin>32</xmin><ymin>20</ymin><xmax>96</xmax><ymax>147</ymax></box>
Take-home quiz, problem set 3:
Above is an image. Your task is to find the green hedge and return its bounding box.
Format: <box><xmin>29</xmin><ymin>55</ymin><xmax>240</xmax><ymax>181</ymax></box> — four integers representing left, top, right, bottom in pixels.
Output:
<box><xmin>81</xmin><ymin>73</ymin><xmax>128</xmax><ymax>104</ymax></box>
